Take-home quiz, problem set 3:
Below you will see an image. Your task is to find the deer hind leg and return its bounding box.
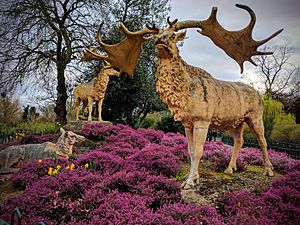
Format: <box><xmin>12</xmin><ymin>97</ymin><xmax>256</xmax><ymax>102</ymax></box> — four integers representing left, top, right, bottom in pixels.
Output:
<box><xmin>98</xmin><ymin>98</ymin><xmax>104</xmax><ymax>121</ymax></box>
<box><xmin>82</xmin><ymin>100</ymin><xmax>88</xmax><ymax>118</ymax></box>
<box><xmin>224</xmin><ymin>123</ymin><xmax>244</xmax><ymax>174</ymax></box>
<box><xmin>246</xmin><ymin>117</ymin><xmax>274</xmax><ymax>176</ymax></box>
<box><xmin>184</xmin><ymin>122</ymin><xmax>209</xmax><ymax>189</ymax></box>
<box><xmin>75</xmin><ymin>98</ymin><xmax>81</xmax><ymax>121</ymax></box>
<box><xmin>88</xmin><ymin>97</ymin><xmax>93</xmax><ymax>121</ymax></box>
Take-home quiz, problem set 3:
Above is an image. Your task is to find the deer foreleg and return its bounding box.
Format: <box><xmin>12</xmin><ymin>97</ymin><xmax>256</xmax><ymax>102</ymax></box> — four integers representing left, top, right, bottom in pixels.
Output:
<box><xmin>183</xmin><ymin>128</ymin><xmax>194</xmax><ymax>186</ymax></box>
<box><xmin>184</xmin><ymin>122</ymin><xmax>209</xmax><ymax>189</ymax></box>
<box><xmin>98</xmin><ymin>98</ymin><xmax>104</xmax><ymax>122</ymax></box>
<box><xmin>88</xmin><ymin>97</ymin><xmax>93</xmax><ymax>121</ymax></box>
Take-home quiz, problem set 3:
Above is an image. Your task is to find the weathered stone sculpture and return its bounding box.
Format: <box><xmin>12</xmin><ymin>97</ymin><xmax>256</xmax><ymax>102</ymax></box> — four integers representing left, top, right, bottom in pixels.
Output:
<box><xmin>75</xmin><ymin>58</ymin><xmax>120</xmax><ymax>121</ymax></box>
<box><xmin>83</xmin><ymin>22</ymin><xmax>154</xmax><ymax>76</ymax></box>
<box><xmin>83</xmin><ymin>4</ymin><xmax>282</xmax><ymax>189</ymax></box>
<box><xmin>0</xmin><ymin>128</ymin><xmax>85</xmax><ymax>171</ymax></box>
<box><xmin>151</xmin><ymin>25</ymin><xmax>275</xmax><ymax>189</ymax></box>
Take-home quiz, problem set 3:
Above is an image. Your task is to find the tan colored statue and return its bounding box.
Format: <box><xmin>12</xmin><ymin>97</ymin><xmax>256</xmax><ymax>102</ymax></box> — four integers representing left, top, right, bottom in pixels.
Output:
<box><xmin>74</xmin><ymin>59</ymin><xmax>120</xmax><ymax>121</ymax></box>
<box><xmin>83</xmin><ymin>4</ymin><xmax>282</xmax><ymax>189</ymax></box>
<box><xmin>0</xmin><ymin>128</ymin><xmax>85</xmax><ymax>172</ymax></box>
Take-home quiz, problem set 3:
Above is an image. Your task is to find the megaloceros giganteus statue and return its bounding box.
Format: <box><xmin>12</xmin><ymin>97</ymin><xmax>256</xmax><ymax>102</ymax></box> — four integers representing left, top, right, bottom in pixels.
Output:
<box><xmin>75</xmin><ymin>53</ymin><xmax>120</xmax><ymax>122</ymax></box>
<box><xmin>83</xmin><ymin>4</ymin><xmax>283</xmax><ymax>189</ymax></box>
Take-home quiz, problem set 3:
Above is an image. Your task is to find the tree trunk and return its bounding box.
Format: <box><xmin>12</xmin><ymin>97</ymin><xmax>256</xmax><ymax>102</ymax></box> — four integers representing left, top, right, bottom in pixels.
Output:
<box><xmin>54</xmin><ymin>65</ymin><xmax>68</xmax><ymax>125</ymax></box>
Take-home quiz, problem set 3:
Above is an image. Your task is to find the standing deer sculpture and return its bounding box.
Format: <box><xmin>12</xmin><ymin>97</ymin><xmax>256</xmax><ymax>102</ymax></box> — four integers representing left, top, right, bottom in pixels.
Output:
<box><xmin>75</xmin><ymin>57</ymin><xmax>120</xmax><ymax>121</ymax></box>
<box><xmin>83</xmin><ymin>4</ymin><xmax>283</xmax><ymax>189</ymax></box>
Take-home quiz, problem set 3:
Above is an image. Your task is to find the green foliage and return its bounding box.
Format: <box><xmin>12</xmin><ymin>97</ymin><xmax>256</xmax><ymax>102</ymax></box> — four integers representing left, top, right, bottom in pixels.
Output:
<box><xmin>289</xmin><ymin>125</ymin><xmax>300</xmax><ymax>143</ymax></box>
<box><xmin>0</xmin><ymin>121</ymin><xmax>60</xmax><ymax>134</ymax></box>
<box><xmin>275</xmin><ymin>112</ymin><xmax>296</xmax><ymax>125</ymax></box>
<box><xmin>269</xmin><ymin>124</ymin><xmax>300</xmax><ymax>143</ymax></box>
<box><xmin>262</xmin><ymin>95</ymin><xmax>296</xmax><ymax>139</ymax></box>
<box><xmin>263</xmin><ymin>96</ymin><xmax>284</xmax><ymax>139</ymax></box>
<box><xmin>155</xmin><ymin>112</ymin><xmax>184</xmax><ymax>134</ymax></box>
<box><xmin>139</xmin><ymin>117</ymin><xmax>157</xmax><ymax>129</ymax></box>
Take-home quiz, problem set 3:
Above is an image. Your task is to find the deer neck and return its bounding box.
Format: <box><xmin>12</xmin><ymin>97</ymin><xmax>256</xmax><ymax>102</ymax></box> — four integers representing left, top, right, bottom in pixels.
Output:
<box><xmin>94</xmin><ymin>70</ymin><xmax>110</xmax><ymax>96</ymax></box>
<box><xmin>156</xmin><ymin>55</ymin><xmax>188</xmax><ymax>121</ymax></box>
<box><xmin>95</xmin><ymin>70</ymin><xmax>109</xmax><ymax>87</ymax></box>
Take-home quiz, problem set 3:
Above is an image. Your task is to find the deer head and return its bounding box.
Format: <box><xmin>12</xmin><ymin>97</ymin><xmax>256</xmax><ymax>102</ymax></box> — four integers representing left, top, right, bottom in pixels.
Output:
<box><xmin>82</xmin><ymin>22</ymin><xmax>156</xmax><ymax>76</ymax></box>
<box><xmin>102</xmin><ymin>60</ymin><xmax>120</xmax><ymax>77</ymax></box>
<box><xmin>167</xmin><ymin>4</ymin><xmax>283</xmax><ymax>73</ymax></box>
<box><xmin>80</xmin><ymin>50</ymin><xmax>120</xmax><ymax>77</ymax></box>
<box><xmin>152</xmin><ymin>17</ymin><xmax>187</xmax><ymax>59</ymax></box>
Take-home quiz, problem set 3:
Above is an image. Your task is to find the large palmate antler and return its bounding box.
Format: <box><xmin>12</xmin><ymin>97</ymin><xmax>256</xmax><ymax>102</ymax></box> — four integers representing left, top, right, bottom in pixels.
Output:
<box><xmin>172</xmin><ymin>4</ymin><xmax>283</xmax><ymax>73</ymax></box>
<box><xmin>83</xmin><ymin>22</ymin><xmax>156</xmax><ymax>76</ymax></box>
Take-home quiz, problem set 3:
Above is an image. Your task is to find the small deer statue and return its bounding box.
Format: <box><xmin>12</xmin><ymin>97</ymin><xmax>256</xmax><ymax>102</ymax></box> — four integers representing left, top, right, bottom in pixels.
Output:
<box><xmin>0</xmin><ymin>128</ymin><xmax>85</xmax><ymax>172</ymax></box>
<box><xmin>83</xmin><ymin>4</ymin><xmax>283</xmax><ymax>189</ymax></box>
<box><xmin>75</xmin><ymin>57</ymin><xmax>120</xmax><ymax>121</ymax></box>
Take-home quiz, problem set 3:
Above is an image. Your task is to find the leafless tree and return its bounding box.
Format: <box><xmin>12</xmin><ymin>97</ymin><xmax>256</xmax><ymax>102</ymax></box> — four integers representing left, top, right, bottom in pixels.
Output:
<box><xmin>0</xmin><ymin>93</ymin><xmax>21</xmax><ymax>124</ymax></box>
<box><xmin>254</xmin><ymin>45</ymin><xmax>299</xmax><ymax>99</ymax></box>
<box><xmin>253</xmin><ymin>45</ymin><xmax>300</xmax><ymax>121</ymax></box>
<box><xmin>0</xmin><ymin>0</ymin><xmax>111</xmax><ymax>125</ymax></box>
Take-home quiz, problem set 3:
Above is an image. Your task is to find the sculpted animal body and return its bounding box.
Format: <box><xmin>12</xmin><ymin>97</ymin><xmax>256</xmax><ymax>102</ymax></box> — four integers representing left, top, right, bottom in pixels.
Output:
<box><xmin>154</xmin><ymin>30</ymin><xmax>273</xmax><ymax>188</ymax></box>
<box><xmin>74</xmin><ymin>60</ymin><xmax>120</xmax><ymax>121</ymax></box>
<box><xmin>0</xmin><ymin>128</ymin><xmax>85</xmax><ymax>171</ymax></box>
<box><xmin>83</xmin><ymin>4</ymin><xmax>282</xmax><ymax>189</ymax></box>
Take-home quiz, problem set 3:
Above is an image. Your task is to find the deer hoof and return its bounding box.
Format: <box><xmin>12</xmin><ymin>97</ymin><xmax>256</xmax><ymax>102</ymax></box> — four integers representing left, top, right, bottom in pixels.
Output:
<box><xmin>181</xmin><ymin>179</ymin><xmax>196</xmax><ymax>190</ymax></box>
<box><xmin>181</xmin><ymin>182</ymin><xmax>194</xmax><ymax>190</ymax></box>
<box><xmin>263</xmin><ymin>167</ymin><xmax>274</xmax><ymax>177</ymax></box>
<box><xmin>224</xmin><ymin>167</ymin><xmax>233</xmax><ymax>174</ymax></box>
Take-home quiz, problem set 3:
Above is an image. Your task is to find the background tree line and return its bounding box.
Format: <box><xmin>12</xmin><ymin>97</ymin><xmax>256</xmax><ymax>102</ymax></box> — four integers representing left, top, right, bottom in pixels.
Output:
<box><xmin>0</xmin><ymin>0</ymin><xmax>169</xmax><ymax>125</ymax></box>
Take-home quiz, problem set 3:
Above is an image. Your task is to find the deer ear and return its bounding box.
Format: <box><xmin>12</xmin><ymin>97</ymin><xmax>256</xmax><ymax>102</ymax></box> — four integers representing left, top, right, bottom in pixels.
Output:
<box><xmin>175</xmin><ymin>31</ymin><xmax>186</xmax><ymax>42</ymax></box>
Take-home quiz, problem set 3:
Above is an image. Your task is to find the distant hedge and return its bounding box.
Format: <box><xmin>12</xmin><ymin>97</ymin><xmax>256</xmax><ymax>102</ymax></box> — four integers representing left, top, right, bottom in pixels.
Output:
<box><xmin>269</xmin><ymin>124</ymin><xmax>300</xmax><ymax>143</ymax></box>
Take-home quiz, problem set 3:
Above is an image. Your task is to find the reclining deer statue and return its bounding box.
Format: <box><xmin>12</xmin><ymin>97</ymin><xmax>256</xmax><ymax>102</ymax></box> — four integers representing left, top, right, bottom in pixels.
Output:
<box><xmin>75</xmin><ymin>57</ymin><xmax>120</xmax><ymax>121</ymax></box>
<box><xmin>0</xmin><ymin>128</ymin><xmax>85</xmax><ymax>172</ymax></box>
<box><xmin>83</xmin><ymin>4</ymin><xmax>283</xmax><ymax>189</ymax></box>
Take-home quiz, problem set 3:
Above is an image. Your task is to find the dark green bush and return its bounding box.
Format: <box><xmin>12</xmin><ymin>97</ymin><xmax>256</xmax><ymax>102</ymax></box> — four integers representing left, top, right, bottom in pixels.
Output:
<box><xmin>139</xmin><ymin>117</ymin><xmax>156</xmax><ymax>129</ymax></box>
<box><xmin>155</xmin><ymin>113</ymin><xmax>184</xmax><ymax>134</ymax></box>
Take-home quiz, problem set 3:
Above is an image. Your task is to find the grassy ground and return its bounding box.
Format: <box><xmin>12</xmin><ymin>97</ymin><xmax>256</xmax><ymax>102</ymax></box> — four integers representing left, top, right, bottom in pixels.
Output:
<box><xmin>178</xmin><ymin>160</ymin><xmax>281</xmax><ymax>206</ymax></box>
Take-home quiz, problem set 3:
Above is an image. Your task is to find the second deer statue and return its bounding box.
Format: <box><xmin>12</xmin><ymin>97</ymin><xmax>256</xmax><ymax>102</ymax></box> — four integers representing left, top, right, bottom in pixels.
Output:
<box><xmin>84</xmin><ymin>4</ymin><xmax>283</xmax><ymax>189</ymax></box>
<box><xmin>75</xmin><ymin>57</ymin><xmax>120</xmax><ymax>121</ymax></box>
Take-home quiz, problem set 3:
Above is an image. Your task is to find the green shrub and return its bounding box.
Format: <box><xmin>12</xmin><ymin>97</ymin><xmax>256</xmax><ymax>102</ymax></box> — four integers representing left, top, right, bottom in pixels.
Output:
<box><xmin>269</xmin><ymin>124</ymin><xmax>300</xmax><ymax>143</ymax></box>
<box><xmin>0</xmin><ymin>121</ymin><xmax>60</xmax><ymax>134</ymax></box>
<box><xmin>139</xmin><ymin>117</ymin><xmax>157</xmax><ymax>129</ymax></box>
<box><xmin>288</xmin><ymin>125</ymin><xmax>300</xmax><ymax>143</ymax></box>
<box><xmin>155</xmin><ymin>113</ymin><xmax>184</xmax><ymax>134</ymax></box>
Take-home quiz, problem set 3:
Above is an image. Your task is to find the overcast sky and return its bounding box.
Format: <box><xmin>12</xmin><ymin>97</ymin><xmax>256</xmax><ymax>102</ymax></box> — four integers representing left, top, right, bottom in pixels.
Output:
<box><xmin>168</xmin><ymin>0</ymin><xmax>300</xmax><ymax>81</ymax></box>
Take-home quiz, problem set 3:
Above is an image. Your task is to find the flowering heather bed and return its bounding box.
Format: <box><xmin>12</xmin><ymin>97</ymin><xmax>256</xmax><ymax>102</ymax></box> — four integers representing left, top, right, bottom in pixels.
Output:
<box><xmin>1</xmin><ymin>123</ymin><xmax>299</xmax><ymax>224</ymax></box>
